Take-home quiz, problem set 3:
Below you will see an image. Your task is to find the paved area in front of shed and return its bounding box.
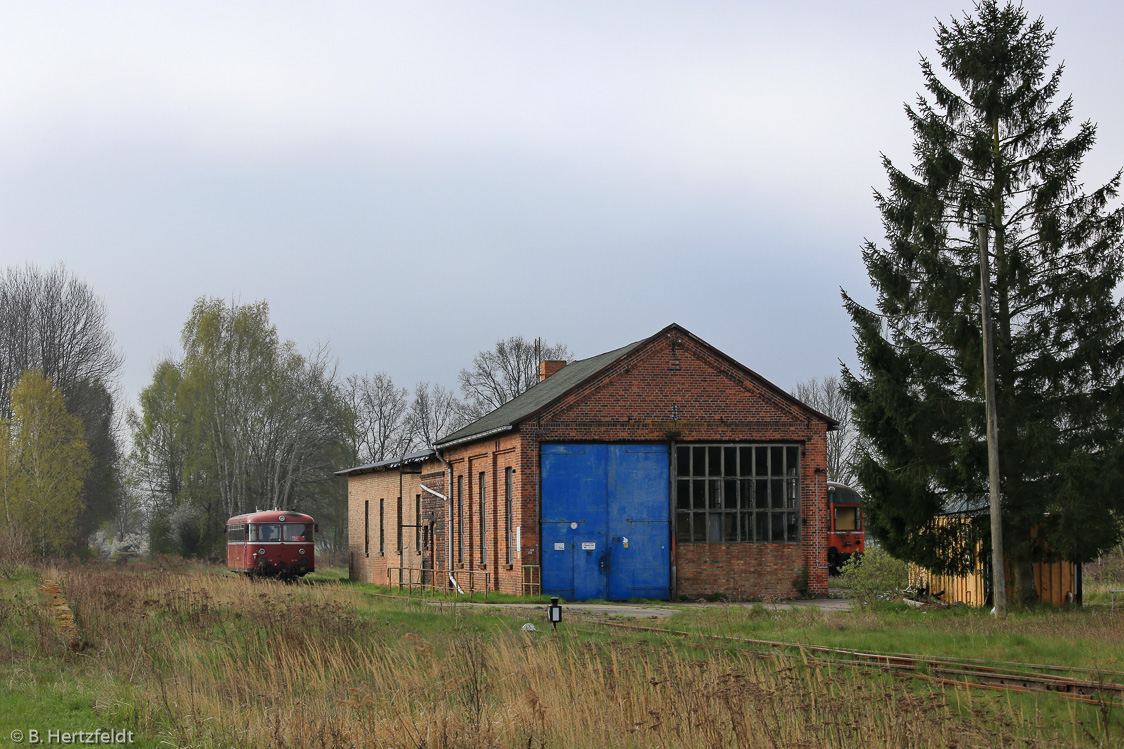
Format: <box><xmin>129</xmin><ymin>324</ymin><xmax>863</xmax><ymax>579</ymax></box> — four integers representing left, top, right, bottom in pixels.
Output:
<box><xmin>431</xmin><ymin>597</ymin><xmax>851</xmax><ymax>620</ymax></box>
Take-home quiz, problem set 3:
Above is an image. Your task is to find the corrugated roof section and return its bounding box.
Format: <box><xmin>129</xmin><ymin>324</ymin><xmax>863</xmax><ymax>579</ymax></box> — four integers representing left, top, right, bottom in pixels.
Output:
<box><xmin>334</xmin><ymin>448</ymin><xmax>436</xmax><ymax>477</ymax></box>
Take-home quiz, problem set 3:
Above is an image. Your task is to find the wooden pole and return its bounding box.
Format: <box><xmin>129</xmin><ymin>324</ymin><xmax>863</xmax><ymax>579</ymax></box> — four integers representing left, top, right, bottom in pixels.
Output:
<box><xmin>978</xmin><ymin>213</ymin><xmax>1006</xmax><ymax>617</ymax></box>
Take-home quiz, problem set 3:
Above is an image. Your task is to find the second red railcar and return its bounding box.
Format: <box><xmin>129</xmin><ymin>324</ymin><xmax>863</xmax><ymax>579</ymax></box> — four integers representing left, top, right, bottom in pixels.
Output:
<box><xmin>827</xmin><ymin>482</ymin><xmax>865</xmax><ymax>575</ymax></box>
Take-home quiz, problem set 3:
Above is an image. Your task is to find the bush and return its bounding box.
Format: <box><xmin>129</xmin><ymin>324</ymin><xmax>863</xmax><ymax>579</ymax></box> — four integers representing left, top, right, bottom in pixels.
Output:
<box><xmin>0</xmin><ymin>528</ymin><xmax>32</xmax><ymax>578</ymax></box>
<box><xmin>839</xmin><ymin>545</ymin><xmax>909</xmax><ymax>606</ymax></box>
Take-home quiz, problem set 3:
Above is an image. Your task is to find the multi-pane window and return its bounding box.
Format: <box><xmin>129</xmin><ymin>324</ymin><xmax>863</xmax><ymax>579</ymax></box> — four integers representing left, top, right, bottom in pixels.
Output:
<box><xmin>505</xmin><ymin>467</ymin><xmax>514</xmax><ymax>564</ymax></box>
<box><xmin>457</xmin><ymin>476</ymin><xmax>464</xmax><ymax>564</ymax></box>
<box><xmin>479</xmin><ymin>472</ymin><xmax>487</xmax><ymax>562</ymax></box>
<box><xmin>379</xmin><ymin>498</ymin><xmax>385</xmax><ymax>555</ymax></box>
<box><xmin>675</xmin><ymin>444</ymin><xmax>800</xmax><ymax>543</ymax></box>
<box><xmin>364</xmin><ymin>501</ymin><xmax>370</xmax><ymax>556</ymax></box>
<box><xmin>415</xmin><ymin>495</ymin><xmax>422</xmax><ymax>552</ymax></box>
<box><xmin>396</xmin><ymin>497</ymin><xmax>403</xmax><ymax>553</ymax></box>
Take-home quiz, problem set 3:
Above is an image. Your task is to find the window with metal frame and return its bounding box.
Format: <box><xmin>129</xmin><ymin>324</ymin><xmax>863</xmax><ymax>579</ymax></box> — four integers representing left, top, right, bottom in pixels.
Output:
<box><xmin>396</xmin><ymin>497</ymin><xmax>403</xmax><ymax>553</ymax></box>
<box><xmin>457</xmin><ymin>476</ymin><xmax>464</xmax><ymax>564</ymax></box>
<box><xmin>674</xmin><ymin>444</ymin><xmax>801</xmax><ymax>544</ymax></box>
<box><xmin>364</xmin><ymin>501</ymin><xmax>370</xmax><ymax>556</ymax></box>
<box><xmin>415</xmin><ymin>495</ymin><xmax>422</xmax><ymax>552</ymax></box>
<box><xmin>479</xmin><ymin>472</ymin><xmax>487</xmax><ymax>562</ymax></box>
<box><xmin>379</xmin><ymin>498</ymin><xmax>385</xmax><ymax>555</ymax></box>
<box><xmin>505</xmin><ymin>467</ymin><xmax>514</xmax><ymax>564</ymax></box>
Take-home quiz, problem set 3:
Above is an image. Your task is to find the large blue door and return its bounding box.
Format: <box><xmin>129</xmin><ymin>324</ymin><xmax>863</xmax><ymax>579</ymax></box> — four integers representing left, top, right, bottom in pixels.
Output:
<box><xmin>541</xmin><ymin>444</ymin><xmax>670</xmax><ymax>601</ymax></box>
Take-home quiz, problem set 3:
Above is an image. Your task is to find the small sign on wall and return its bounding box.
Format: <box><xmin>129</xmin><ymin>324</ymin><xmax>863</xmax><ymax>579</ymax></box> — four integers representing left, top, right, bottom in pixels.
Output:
<box><xmin>554</xmin><ymin>542</ymin><xmax>565</xmax><ymax>551</ymax></box>
<box><xmin>581</xmin><ymin>542</ymin><xmax>596</xmax><ymax>550</ymax></box>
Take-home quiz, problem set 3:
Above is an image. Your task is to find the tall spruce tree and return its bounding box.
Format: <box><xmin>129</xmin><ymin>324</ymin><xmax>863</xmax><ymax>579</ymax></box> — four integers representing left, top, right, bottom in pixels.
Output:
<box><xmin>842</xmin><ymin>1</ymin><xmax>1124</xmax><ymax>607</ymax></box>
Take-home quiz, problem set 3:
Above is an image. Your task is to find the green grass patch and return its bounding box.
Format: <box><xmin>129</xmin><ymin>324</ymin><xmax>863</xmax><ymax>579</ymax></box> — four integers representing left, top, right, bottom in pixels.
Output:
<box><xmin>4</xmin><ymin>559</ymin><xmax>1123</xmax><ymax>747</ymax></box>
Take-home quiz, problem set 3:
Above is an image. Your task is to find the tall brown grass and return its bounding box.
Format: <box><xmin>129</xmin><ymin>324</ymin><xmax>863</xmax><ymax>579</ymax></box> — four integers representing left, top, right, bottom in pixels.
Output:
<box><xmin>41</xmin><ymin>563</ymin><xmax>1077</xmax><ymax>748</ymax></box>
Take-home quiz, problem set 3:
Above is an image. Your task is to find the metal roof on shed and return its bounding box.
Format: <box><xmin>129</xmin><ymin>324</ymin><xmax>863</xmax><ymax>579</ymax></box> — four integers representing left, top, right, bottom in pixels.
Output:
<box><xmin>334</xmin><ymin>449</ymin><xmax>436</xmax><ymax>477</ymax></box>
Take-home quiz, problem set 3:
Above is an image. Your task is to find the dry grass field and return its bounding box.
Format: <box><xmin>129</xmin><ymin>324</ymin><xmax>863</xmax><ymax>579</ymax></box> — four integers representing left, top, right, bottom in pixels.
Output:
<box><xmin>2</xmin><ymin>559</ymin><xmax>1122</xmax><ymax>748</ymax></box>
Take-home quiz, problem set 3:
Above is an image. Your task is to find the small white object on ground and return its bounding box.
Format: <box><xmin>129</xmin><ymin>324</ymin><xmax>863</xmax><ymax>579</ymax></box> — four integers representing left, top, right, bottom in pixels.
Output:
<box><xmin>521</xmin><ymin>623</ymin><xmax>537</xmax><ymax>632</ymax></box>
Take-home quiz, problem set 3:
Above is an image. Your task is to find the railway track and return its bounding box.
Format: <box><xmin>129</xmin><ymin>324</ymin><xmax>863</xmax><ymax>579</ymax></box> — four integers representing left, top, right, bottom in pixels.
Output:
<box><xmin>573</xmin><ymin>617</ymin><xmax>1124</xmax><ymax>706</ymax></box>
<box><xmin>342</xmin><ymin>588</ymin><xmax>1124</xmax><ymax>705</ymax></box>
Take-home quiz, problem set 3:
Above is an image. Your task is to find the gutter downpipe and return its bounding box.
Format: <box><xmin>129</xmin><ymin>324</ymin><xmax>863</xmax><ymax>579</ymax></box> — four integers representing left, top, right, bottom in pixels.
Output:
<box><xmin>432</xmin><ymin>427</ymin><xmax>512</xmax><ymax>596</ymax></box>
<box><xmin>419</xmin><ymin>482</ymin><xmax>461</xmax><ymax>594</ymax></box>
<box><xmin>432</xmin><ymin>446</ymin><xmax>465</xmax><ymax>595</ymax></box>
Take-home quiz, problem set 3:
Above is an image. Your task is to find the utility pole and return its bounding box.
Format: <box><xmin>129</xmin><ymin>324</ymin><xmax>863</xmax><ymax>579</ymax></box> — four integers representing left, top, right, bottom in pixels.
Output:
<box><xmin>978</xmin><ymin>212</ymin><xmax>1006</xmax><ymax>617</ymax></box>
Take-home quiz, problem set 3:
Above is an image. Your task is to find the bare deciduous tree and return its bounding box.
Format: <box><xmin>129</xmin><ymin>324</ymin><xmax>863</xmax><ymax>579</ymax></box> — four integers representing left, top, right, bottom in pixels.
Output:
<box><xmin>0</xmin><ymin>264</ymin><xmax>123</xmax><ymax>410</ymax></box>
<box><xmin>345</xmin><ymin>372</ymin><xmax>412</xmax><ymax>463</ymax></box>
<box><xmin>408</xmin><ymin>381</ymin><xmax>468</xmax><ymax>449</ymax></box>
<box><xmin>792</xmin><ymin>375</ymin><xmax>860</xmax><ymax>486</ymax></box>
<box><xmin>458</xmin><ymin>336</ymin><xmax>570</xmax><ymax>420</ymax></box>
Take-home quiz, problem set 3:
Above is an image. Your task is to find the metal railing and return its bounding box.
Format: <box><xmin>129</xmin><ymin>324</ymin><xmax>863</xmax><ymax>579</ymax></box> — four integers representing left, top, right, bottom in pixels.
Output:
<box><xmin>521</xmin><ymin>564</ymin><xmax>541</xmax><ymax>597</ymax></box>
<box><xmin>385</xmin><ymin>567</ymin><xmax>492</xmax><ymax>598</ymax></box>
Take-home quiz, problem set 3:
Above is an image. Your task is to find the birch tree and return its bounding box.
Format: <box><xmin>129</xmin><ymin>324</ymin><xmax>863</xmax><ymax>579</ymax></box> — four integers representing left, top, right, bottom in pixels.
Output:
<box><xmin>130</xmin><ymin>298</ymin><xmax>350</xmax><ymax>556</ymax></box>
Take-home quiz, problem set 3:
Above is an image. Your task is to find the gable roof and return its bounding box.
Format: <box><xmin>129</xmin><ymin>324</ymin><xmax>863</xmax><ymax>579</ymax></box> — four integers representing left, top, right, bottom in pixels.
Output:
<box><xmin>435</xmin><ymin>323</ymin><xmax>837</xmax><ymax>449</ymax></box>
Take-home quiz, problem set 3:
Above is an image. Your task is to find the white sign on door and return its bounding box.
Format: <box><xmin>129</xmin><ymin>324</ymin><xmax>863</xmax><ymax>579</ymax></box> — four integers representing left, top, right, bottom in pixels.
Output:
<box><xmin>581</xmin><ymin>542</ymin><xmax>596</xmax><ymax>550</ymax></box>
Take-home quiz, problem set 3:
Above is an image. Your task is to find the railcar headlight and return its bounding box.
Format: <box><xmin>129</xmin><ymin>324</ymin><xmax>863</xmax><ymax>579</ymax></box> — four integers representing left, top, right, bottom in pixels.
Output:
<box><xmin>299</xmin><ymin>548</ymin><xmax>306</xmax><ymax>555</ymax></box>
<box><xmin>258</xmin><ymin>548</ymin><xmax>266</xmax><ymax>555</ymax></box>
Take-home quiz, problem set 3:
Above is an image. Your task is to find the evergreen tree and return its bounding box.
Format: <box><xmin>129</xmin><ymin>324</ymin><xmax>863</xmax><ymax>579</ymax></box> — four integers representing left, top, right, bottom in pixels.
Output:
<box><xmin>842</xmin><ymin>1</ymin><xmax>1124</xmax><ymax>607</ymax></box>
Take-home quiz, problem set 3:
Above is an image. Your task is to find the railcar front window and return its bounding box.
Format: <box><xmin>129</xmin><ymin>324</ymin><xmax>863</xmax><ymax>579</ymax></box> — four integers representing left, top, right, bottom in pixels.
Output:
<box><xmin>257</xmin><ymin>524</ymin><xmax>281</xmax><ymax>542</ymax></box>
<box><xmin>835</xmin><ymin>507</ymin><xmax>858</xmax><ymax>532</ymax></box>
<box><xmin>283</xmin><ymin>523</ymin><xmax>312</xmax><ymax>542</ymax></box>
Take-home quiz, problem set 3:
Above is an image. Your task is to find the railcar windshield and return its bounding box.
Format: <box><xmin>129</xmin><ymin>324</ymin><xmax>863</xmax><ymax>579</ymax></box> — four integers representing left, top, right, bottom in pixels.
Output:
<box><xmin>834</xmin><ymin>506</ymin><xmax>862</xmax><ymax>532</ymax></box>
<box><xmin>283</xmin><ymin>523</ymin><xmax>313</xmax><ymax>542</ymax></box>
<box><xmin>250</xmin><ymin>524</ymin><xmax>282</xmax><ymax>542</ymax></box>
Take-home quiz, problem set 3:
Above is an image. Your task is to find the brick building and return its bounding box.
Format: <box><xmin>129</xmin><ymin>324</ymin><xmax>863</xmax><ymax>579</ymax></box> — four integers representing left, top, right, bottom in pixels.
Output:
<box><xmin>338</xmin><ymin>323</ymin><xmax>836</xmax><ymax>600</ymax></box>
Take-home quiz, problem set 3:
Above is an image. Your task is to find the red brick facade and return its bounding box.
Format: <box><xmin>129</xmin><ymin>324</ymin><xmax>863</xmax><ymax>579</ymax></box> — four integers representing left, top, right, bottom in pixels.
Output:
<box><xmin>345</xmin><ymin>325</ymin><xmax>831</xmax><ymax>600</ymax></box>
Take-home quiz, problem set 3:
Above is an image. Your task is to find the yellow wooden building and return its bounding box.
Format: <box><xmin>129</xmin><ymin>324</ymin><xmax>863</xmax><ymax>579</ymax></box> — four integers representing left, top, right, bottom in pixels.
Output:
<box><xmin>911</xmin><ymin>556</ymin><xmax>1080</xmax><ymax>607</ymax></box>
<box><xmin>909</xmin><ymin>507</ymin><xmax>1082</xmax><ymax>606</ymax></box>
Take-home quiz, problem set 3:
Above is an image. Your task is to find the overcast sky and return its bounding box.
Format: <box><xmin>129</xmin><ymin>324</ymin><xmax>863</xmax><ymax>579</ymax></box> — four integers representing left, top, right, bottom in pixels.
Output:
<box><xmin>2</xmin><ymin>1</ymin><xmax>1122</xmax><ymax>407</ymax></box>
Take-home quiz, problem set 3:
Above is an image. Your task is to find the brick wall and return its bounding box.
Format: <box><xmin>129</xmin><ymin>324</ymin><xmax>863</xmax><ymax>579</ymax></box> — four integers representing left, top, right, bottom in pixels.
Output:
<box><xmin>347</xmin><ymin>462</ymin><xmax>446</xmax><ymax>588</ymax></box>
<box><xmin>440</xmin><ymin>432</ymin><xmax>528</xmax><ymax>595</ymax></box>
<box><xmin>676</xmin><ymin>543</ymin><xmax>808</xmax><ymax>599</ymax></box>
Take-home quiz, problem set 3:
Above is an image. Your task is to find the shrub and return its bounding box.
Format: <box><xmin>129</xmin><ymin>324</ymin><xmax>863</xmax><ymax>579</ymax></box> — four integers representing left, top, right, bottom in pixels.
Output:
<box><xmin>839</xmin><ymin>545</ymin><xmax>909</xmax><ymax>606</ymax></box>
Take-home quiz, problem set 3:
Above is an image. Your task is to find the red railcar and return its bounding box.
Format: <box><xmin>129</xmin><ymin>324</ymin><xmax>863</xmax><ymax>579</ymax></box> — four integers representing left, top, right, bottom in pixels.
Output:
<box><xmin>225</xmin><ymin>510</ymin><xmax>316</xmax><ymax>578</ymax></box>
<box><xmin>827</xmin><ymin>482</ymin><xmax>865</xmax><ymax>575</ymax></box>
